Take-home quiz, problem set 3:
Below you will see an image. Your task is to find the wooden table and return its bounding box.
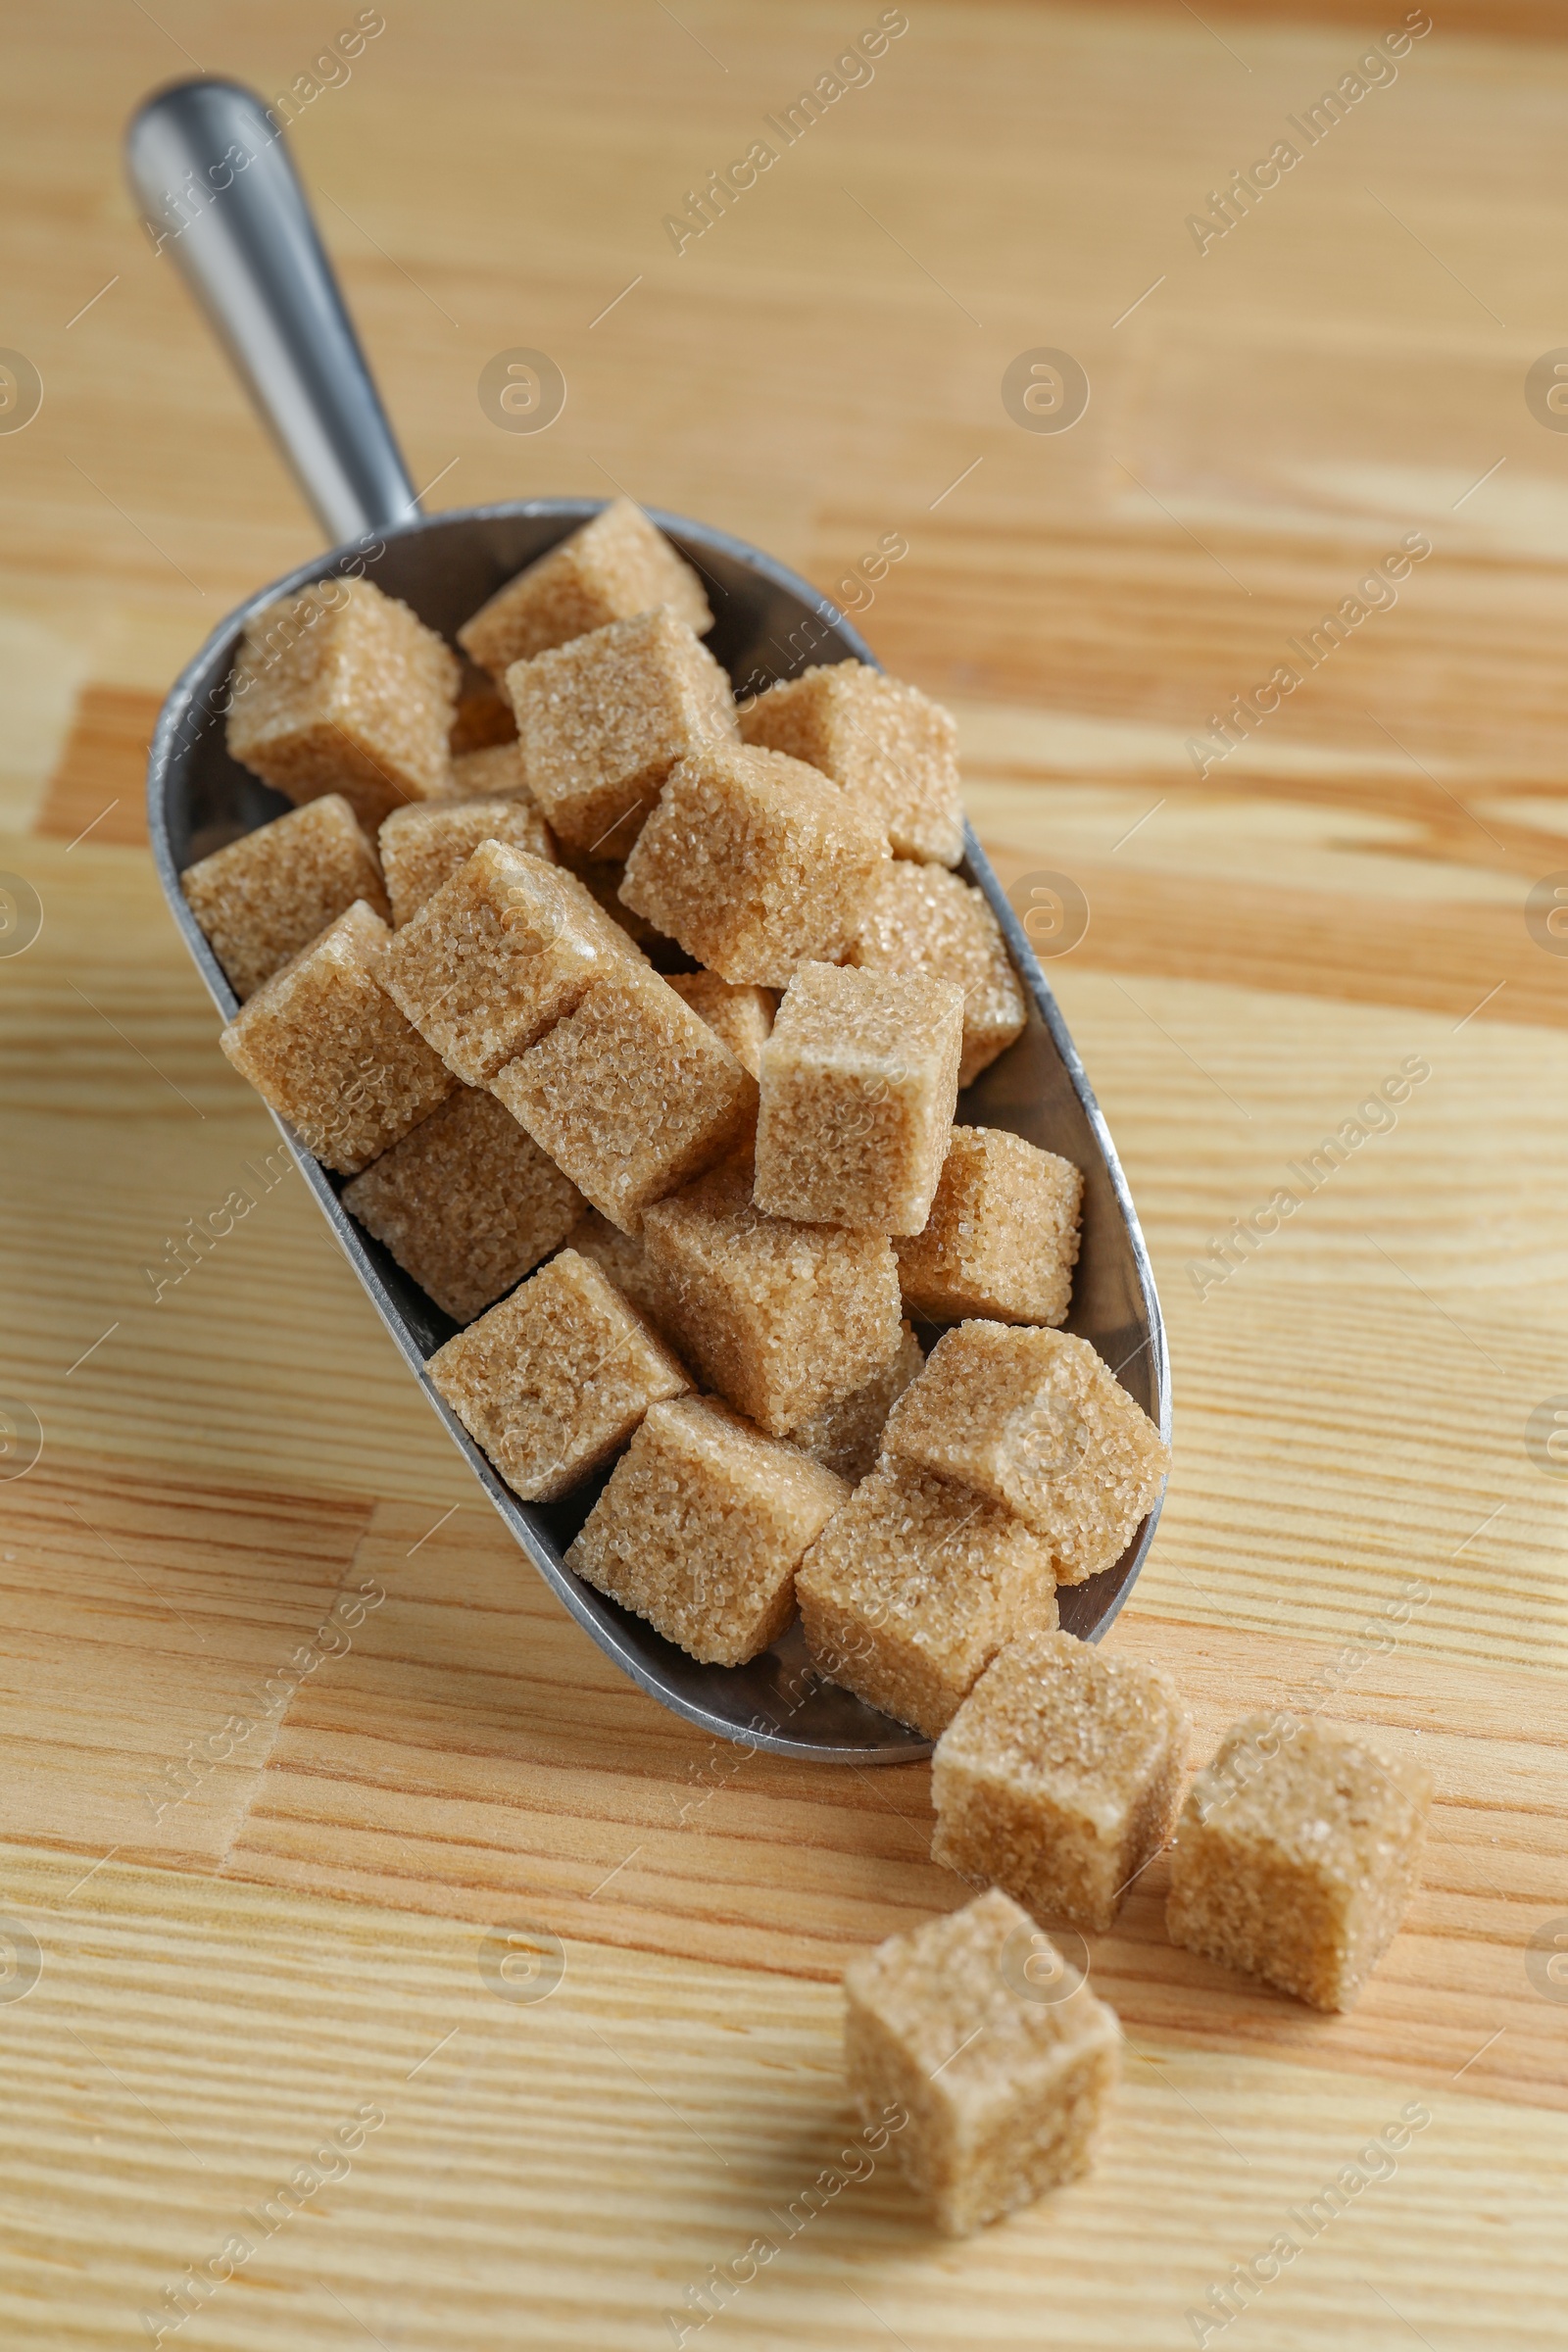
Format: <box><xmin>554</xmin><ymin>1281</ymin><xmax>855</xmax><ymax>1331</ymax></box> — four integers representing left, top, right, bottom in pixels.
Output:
<box><xmin>3</xmin><ymin>3</ymin><xmax>1567</xmax><ymax>2343</ymax></box>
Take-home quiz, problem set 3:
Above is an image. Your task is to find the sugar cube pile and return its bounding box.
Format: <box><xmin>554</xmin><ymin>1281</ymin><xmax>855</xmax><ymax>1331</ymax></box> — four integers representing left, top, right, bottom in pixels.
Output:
<box><xmin>202</xmin><ymin>503</ymin><xmax>1152</xmax><ymax>1672</ymax></box>
<box><xmin>190</xmin><ymin>504</ymin><xmax>1433</xmax><ymax>2238</ymax></box>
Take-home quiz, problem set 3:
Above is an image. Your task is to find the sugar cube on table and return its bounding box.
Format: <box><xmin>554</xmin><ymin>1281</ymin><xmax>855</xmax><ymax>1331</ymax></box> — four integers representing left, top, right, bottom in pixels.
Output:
<box><xmin>639</xmin><ymin>1156</ymin><xmax>903</xmax><ymax>1436</ymax></box>
<box><xmin>226</xmin><ymin>577</ymin><xmax>459</xmax><ymax>827</ymax></box>
<box><xmin>565</xmin><ymin>1395</ymin><xmax>848</xmax><ymax>1664</ymax></box>
<box><xmin>426</xmin><ymin>1248</ymin><xmax>689</xmax><ymax>1501</ymax></box>
<box><xmin>1166</xmin><ymin>1712</ymin><xmax>1433</xmax><ymax>2013</ymax></box>
<box><xmin>180</xmin><ymin>794</ymin><xmax>388</xmax><ymax>1002</ymax></box>
<box><xmin>787</xmin><ymin>1321</ymin><xmax>923</xmax><ymax>1484</ymax></box>
<box><xmin>796</xmin><ymin>1458</ymin><xmax>1057</xmax><ymax>1737</ymax></box>
<box><xmin>447</xmin><ymin>742</ymin><xmax>531</xmax><ymax>799</ymax></box>
<box><xmin>378</xmin><ymin>797</ymin><xmax>556</xmax><ymax>927</ymax></box>
<box><xmin>341</xmin><ymin>1086</ymin><xmax>583</xmax><ymax>1324</ymax></box>
<box><xmin>219</xmin><ymin>901</ymin><xmax>455</xmax><ymax>1175</ymax></box>
<box><xmin>378</xmin><ymin>840</ymin><xmax>636</xmax><ymax>1086</ymax></box>
<box><xmin>740</xmin><ymin>660</ymin><xmax>963</xmax><ymax>866</ymax></box>
<box><xmin>665</xmin><ymin>973</ymin><xmax>775</xmax><ymax>1079</ymax></box>
<box><xmin>754</xmin><ymin>962</ymin><xmax>963</xmax><ymax>1234</ymax></box>
<box><xmin>458</xmin><ymin>499</ymin><xmax>713</xmax><ymax>678</ymax></box>
<box><xmin>847</xmin><ymin>861</ymin><xmax>1026</xmax><ymax>1088</ymax></box>
<box><xmin>844</xmin><ymin>1887</ymin><xmax>1121</xmax><ymax>2235</ymax></box>
<box><xmin>505</xmin><ymin>608</ymin><xmax>736</xmax><ymax>858</ymax></box>
<box><xmin>492</xmin><ymin>967</ymin><xmax>756</xmax><ymax>1232</ymax></box>
<box><xmin>896</xmin><ymin>1126</ymin><xmax>1083</xmax><ymax>1327</ymax></box>
<box><xmin>932</xmin><ymin>1630</ymin><xmax>1189</xmax><ymax>1932</ymax></box>
<box><xmin>883</xmin><ymin>1322</ymin><xmax>1169</xmax><ymax>1585</ymax></box>
<box><xmin>618</xmin><ymin>744</ymin><xmax>888</xmax><ymax>986</ymax></box>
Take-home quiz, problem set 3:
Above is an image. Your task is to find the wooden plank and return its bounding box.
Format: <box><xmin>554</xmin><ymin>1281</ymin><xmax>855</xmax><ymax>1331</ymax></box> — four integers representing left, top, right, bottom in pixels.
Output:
<box><xmin>217</xmin><ymin>1503</ymin><xmax>1568</xmax><ymax>2110</ymax></box>
<box><xmin>9</xmin><ymin>1465</ymin><xmax>1561</xmax><ymax>2114</ymax></box>
<box><xmin>986</xmin><ymin>843</ymin><xmax>1566</xmax><ymax>1031</ymax></box>
<box><xmin>855</xmin><ymin>506</ymin><xmax>1568</xmax><ymax>780</ymax></box>
<box><xmin>0</xmin><ymin>1461</ymin><xmax>373</xmax><ymax>1872</ymax></box>
<box><xmin>2</xmin><ymin>1840</ymin><xmax>1563</xmax><ymax>2352</ymax></box>
<box><xmin>33</xmin><ymin>685</ymin><xmax>158</xmax><ymax>849</ymax></box>
<box><xmin>42</xmin><ymin>684</ymin><xmax>1560</xmax><ymax>1040</ymax></box>
<box><xmin>16</xmin><ymin>832</ymin><xmax>1566</xmax><ymax>1583</ymax></box>
<box><xmin>0</xmin><ymin>837</ymin><xmax>471</xmax><ymax>1507</ymax></box>
<box><xmin>1104</xmin><ymin>0</ymin><xmax>1568</xmax><ymax>34</ymax></box>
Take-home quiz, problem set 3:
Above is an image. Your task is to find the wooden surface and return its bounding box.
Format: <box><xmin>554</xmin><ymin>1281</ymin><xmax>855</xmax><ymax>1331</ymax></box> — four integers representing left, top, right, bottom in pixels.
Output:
<box><xmin>3</xmin><ymin>4</ymin><xmax>1568</xmax><ymax>2344</ymax></box>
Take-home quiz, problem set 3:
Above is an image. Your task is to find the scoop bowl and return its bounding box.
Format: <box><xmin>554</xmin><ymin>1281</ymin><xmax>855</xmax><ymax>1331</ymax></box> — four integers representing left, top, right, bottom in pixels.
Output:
<box><xmin>130</xmin><ymin>79</ymin><xmax>1169</xmax><ymax>1762</ymax></box>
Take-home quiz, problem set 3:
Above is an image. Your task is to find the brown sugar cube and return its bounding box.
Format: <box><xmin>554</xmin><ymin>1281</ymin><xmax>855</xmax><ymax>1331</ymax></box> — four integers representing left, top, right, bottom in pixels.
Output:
<box><xmin>180</xmin><ymin>794</ymin><xmax>388</xmax><ymax>1002</ymax></box>
<box><xmin>378</xmin><ymin>798</ymin><xmax>556</xmax><ymax>927</ymax></box>
<box><xmin>640</xmin><ymin>1157</ymin><xmax>903</xmax><ymax>1436</ymax></box>
<box><xmin>566</xmin><ymin>1396</ymin><xmax>848</xmax><ymax>1665</ymax></box>
<box><xmin>378</xmin><ymin>840</ymin><xmax>637</xmax><ymax>1086</ymax></box>
<box><xmin>561</xmin><ymin>1209</ymin><xmax>671</xmax><ymax>1338</ymax></box>
<box><xmin>226</xmin><ymin>576</ymin><xmax>459</xmax><ymax>827</ymax></box>
<box><xmin>493</xmin><ymin>967</ymin><xmax>755</xmax><ymax>1233</ymax></box>
<box><xmin>427</xmin><ymin>1248</ymin><xmax>689</xmax><ymax>1501</ymax></box>
<box><xmin>845</xmin><ymin>1887</ymin><xmax>1120</xmax><ymax>2235</ymax></box>
<box><xmin>932</xmin><ymin>1631</ymin><xmax>1189</xmax><ymax>1933</ymax></box>
<box><xmin>219</xmin><ymin>901</ymin><xmax>455</xmax><ymax>1175</ymax></box>
<box><xmin>665</xmin><ymin>973</ymin><xmax>775</xmax><ymax>1080</ymax></box>
<box><xmin>788</xmin><ymin>1321</ymin><xmax>923</xmax><ymax>1484</ymax></box>
<box><xmin>341</xmin><ymin>1087</ymin><xmax>583</xmax><ymax>1324</ymax></box>
<box><xmin>847</xmin><ymin>862</ymin><xmax>1026</xmax><ymax>1088</ymax></box>
<box><xmin>896</xmin><ymin>1127</ymin><xmax>1083</xmax><ymax>1328</ymax></box>
<box><xmin>740</xmin><ymin>660</ymin><xmax>963</xmax><ymax>866</ymax></box>
<box><xmin>447</xmin><ymin>742</ymin><xmax>531</xmax><ymax>799</ymax></box>
<box><xmin>797</xmin><ymin>1459</ymin><xmax>1057</xmax><ymax>1738</ymax></box>
<box><xmin>1166</xmin><ymin>1713</ymin><xmax>1433</xmax><ymax>2013</ymax></box>
<box><xmin>755</xmin><ymin>963</ymin><xmax>963</xmax><ymax>1235</ymax></box>
<box><xmin>505</xmin><ymin>608</ymin><xmax>736</xmax><ymax>858</ymax></box>
<box><xmin>618</xmin><ymin>744</ymin><xmax>889</xmax><ymax>987</ymax></box>
<box><xmin>883</xmin><ymin>1323</ymin><xmax>1169</xmax><ymax>1586</ymax></box>
<box><xmin>459</xmin><ymin>499</ymin><xmax>713</xmax><ymax>679</ymax></box>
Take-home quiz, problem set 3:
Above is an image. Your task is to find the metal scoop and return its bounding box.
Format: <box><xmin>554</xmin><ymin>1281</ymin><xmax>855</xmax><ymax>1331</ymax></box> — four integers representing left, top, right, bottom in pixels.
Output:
<box><xmin>126</xmin><ymin>77</ymin><xmax>1168</xmax><ymax>1762</ymax></box>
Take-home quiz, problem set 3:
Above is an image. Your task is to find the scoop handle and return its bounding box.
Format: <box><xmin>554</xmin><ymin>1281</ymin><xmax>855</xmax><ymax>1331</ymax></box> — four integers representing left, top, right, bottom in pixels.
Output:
<box><xmin>124</xmin><ymin>76</ymin><xmax>417</xmax><ymax>545</ymax></box>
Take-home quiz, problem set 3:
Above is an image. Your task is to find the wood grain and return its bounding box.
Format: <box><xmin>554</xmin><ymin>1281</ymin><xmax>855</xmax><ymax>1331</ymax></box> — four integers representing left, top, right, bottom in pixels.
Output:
<box><xmin>34</xmin><ymin>685</ymin><xmax>159</xmax><ymax>849</ymax></box>
<box><xmin>986</xmin><ymin>843</ymin><xmax>1564</xmax><ymax>1031</ymax></box>
<box><xmin>233</xmin><ymin>1501</ymin><xmax>1568</xmax><ymax>2113</ymax></box>
<box><xmin>6</xmin><ymin>1467</ymin><xmax>1560</xmax><ymax>2112</ymax></box>
<box><xmin>6</xmin><ymin>1840</ymin><xmax>1563</xmax><ymax>2352</ymax></box>
<box><xmin>35</xmin><ymin>684</ymin><xmax>1562</xmax><ymax>1030</ymax></box>
<box><xmin>0</xmin><ymin>1459</ymin><xmax>372</xmax><ymax>1872</ymax></box>
<box><xmin>1</xmin><ymin>1</ymin><xmax>1566</xmax><ymax>2341</ymax></box>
